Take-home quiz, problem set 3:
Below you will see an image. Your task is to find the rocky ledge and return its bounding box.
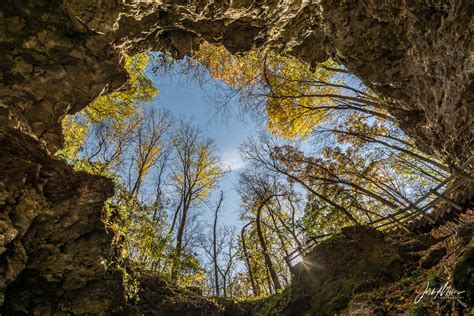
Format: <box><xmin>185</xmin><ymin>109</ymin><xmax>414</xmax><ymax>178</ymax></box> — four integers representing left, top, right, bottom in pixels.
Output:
<box><xmin>0</xmin><ymin>127</ymin><xmax>124</xmax><ymax>315</ymax></box>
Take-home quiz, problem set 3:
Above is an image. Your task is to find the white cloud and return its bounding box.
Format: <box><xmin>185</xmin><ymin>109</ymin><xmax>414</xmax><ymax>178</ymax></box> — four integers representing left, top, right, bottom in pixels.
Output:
<box><xmin>221</xmin><ymin>148</ymin><xmax>246</xmax><ymax>172</ymax></box>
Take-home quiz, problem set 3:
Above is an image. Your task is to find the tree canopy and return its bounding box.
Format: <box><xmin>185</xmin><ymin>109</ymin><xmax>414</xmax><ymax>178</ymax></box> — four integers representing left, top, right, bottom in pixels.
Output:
<box><xmin>58</xmin><ymin>44</ymin><xmax>451</xmax><ymax>299</ymax></box>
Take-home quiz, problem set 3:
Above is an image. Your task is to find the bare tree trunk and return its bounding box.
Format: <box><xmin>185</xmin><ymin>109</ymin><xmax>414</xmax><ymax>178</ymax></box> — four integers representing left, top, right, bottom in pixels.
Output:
<box><xmin>329</xmin><ymin>128</ymin><xmax>449</xmax><ymax>172</ymax></box>
<box><xmin>264</xmin><ymin>264</ymin><xmax>275</xmax><ymax>295</ymax></box>
<box><xmin>256</xmin><ymin>199</ymin><xmax>282</xmax><ymax>291</ymax></box>
<box><xmin>212</xmin><ymin>191</ymin><xmax>224</xmax><ymax>296</ymax></box>
<box><xmin>222</xmin><ymin>274</ymin><xmax>227</xmax><ymax>297</ymax></box>
<box><xmin>267</xmin><ymin>205</ymin><xmax>293</xmax><ymax>271</ymax></box>
<box><xmin>241</xmin><ymin>222</ymin><xmax>259</xmax><ymax>296</ymax></box>
<box><xmin>171</xmin><ymin>195</ymin><xmax>191</xmax><ymax>281</ymax></box>
<box><xmin>274</xmin><ymin>197</ymin><xmax>303</xmax><ymax>249</ymax></box>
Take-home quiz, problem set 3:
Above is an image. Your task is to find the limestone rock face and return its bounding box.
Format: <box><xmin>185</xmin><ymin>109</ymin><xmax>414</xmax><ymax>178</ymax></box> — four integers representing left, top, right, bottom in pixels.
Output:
<box><xmin>0</xmin><ymin>1</ymin><xmax>127</xmax><ymax>152</ymax></box>
<box><xmin>317</xmin><ymin>1</ymin><xmax>473</xmax><ymax>164</ymax></box>
<box><xmin>0</xmin><ymin>127</ymin><xmax>124</xmax><ymax>315</ymax></box>
<box><xmin>288</xmin><ymin>226</ymin><xmax>403</xmax><ymax>315</ymax></box>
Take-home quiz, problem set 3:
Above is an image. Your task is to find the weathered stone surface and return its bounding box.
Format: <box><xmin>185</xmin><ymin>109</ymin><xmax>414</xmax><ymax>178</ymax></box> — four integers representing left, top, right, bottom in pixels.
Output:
<box><xmin>0</xmin><ymin>127</ymin><xmax>124</xmax><ymax>315</ymax></box>
<box><xmin>317</xmin><ymin>1</ymin><xmax>473</xmax><ymax>164</ymax></box>
<box><xmin>344</xmin><ymin>211</ymin><xmax>474</xmax><ymax>314</ymax></box>
<box><xmin>126</xmin><ymin>270</ymin><xmax>256</xmax><ymax>316</ymax></box>
<box><xmin>288</xmin><ymin>226</ymin><xmax>404</xmax><ymax>315</ymax></box>
<box><xmin>112</xmin><ymin>0</ymin><xmax>474</xmax><ymax>165</ymax></box>
<box><xmin>0</xmin><ymin>1</ymin><xmax>127</xmax><ymax>152</ymax></box>
<box><xmin>453</xmin><ymin>247</ymin><xmax>474</xmax><ymax>307</ymax></box>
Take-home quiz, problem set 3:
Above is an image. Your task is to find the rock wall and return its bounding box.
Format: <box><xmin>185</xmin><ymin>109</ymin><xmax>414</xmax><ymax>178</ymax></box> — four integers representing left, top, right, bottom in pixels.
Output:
<box><xmin>0</xmin><ymin>1</ymin><xmax>127</xmax><ymax>152</ymax></box>
<box><xmin>264</xmin><ymin>219</ymin><xmax>473</xmax><ymax>315</ymax></box>
<box><xmin>287</xmin><ymin>226</ymin><xmax>404</xmax><ymax>315</ymax></box>
<box><xmin>0</xmin><ymin>127</ymin><xmax>124</xmax><ymax>315</ymax></box>
<box><xmin>317</xmin><ymin>1</ymin><xmax>473</xmax><ymax>164</ymax></box>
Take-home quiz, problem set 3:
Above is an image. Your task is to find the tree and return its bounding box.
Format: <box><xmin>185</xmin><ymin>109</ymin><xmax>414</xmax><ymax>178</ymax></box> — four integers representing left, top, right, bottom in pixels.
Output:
<box><xmin>240</xmin><ymin>221</ymin><xmax>259</xmax><ymax>297</ymax></box>
<box><xmin>192</xmin><ymin>43</ymin><xmax>389</xmax><ymax>140</ymax></box>
<box><xmin>57</xmin><ymin>53</ymin><xmax>157</xmax><ymax>167</ymax></box>
<box><xmin>212</xmin><ymin>191</ymin><xmax>224</xmax><ymax>295</ymax></box>
<box><xmin>240</xmin><ymin>128</ymin><xmax>447</xmax><ymax>236</ymax></box>
<box><xmin>238</xmin><ymin>171</ymin><xmax>287</xmax><ymax>292</ymax></box>
<box><xmin>217</xmin><ymin>225</ymin><xmax>238</xmax><ymax>297</ymax></box>
<box><xmin>199</xmin><ymin>195</ymin><xmax>239</xmax><ymax>297</ymax></box>
<box><xmin>170</xmin><ymin>121</ymin><xmax>227</xmax><ymax>281</ymax></box>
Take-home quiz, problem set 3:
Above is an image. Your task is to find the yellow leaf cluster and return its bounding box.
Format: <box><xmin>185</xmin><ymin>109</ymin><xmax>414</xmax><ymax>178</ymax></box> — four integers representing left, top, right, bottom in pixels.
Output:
<box><xmin>193</xmin><ymin>43</ymin><xmax>344</xmax><ymax>139</ymax></box>
<box><xmin>136</xmin><ymin>144</ymin><xmax>161</xmax><ymax>176</ymax></box>
<box><xmin>57</xmin><ymin>116</ymin><xmax>89</xmax><ymax>162</ymax></box>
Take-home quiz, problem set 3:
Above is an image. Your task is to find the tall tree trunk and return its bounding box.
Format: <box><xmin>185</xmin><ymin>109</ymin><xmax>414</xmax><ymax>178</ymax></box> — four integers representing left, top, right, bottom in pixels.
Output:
<box><xmin>267</xmin><ymin>206</ymin><xmax>293</xmax><ymax>270</ymax></box>
<box><xmin>264</xmin><ymin>264</ymin><xmax>275</xmax><ymax>295</ymax></box>
<box><xmin>256</xmin><ymin>199</ymin><xmax>282</xmax><ymax>291</ymax></box>
<box><xmin>274</xmin><ymin>198</ymin><xmax>303</xmax><ymax>250</ymax></box>
<box><xmin>212</xmin><ymin>191</ymin><xmax>224</xmax><ymax>296</ymax></box>
<box><xmin>241</xmin><ymin>222</ymin><xmax>259</xmax><ymax>296</ymax></box>
<box><xmin>171</xmin><ymin>196</ymin><xmax>190</xmax><ymax>281</ymax></box>
<box><xmin>329</xmin><ymin>128</ymin><xmax>449</xmax><ymax>171</ymax></box>
<box><xmin>222</xmin><ymin>274</ymin><xmax>227</xmax><ymax>297</ymax></box>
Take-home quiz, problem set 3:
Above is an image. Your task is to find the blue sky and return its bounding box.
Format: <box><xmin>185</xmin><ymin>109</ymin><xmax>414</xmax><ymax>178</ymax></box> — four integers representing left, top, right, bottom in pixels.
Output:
<box><xmin>147</xmin><ymin>61</ymin><xmax>260</xmax><ymax>228</ymax></box>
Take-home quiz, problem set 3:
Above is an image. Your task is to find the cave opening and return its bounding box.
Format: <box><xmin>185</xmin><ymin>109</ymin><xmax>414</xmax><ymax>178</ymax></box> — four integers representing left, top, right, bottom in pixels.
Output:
<box><xmin>1</xmin><ymin>1</ymin><xmax>472</xmax><ymax>314</ymax></box>
<box><xmin>57</xmin><ymin>45</ymin><xmax>452</xmax><ymax>301</ymax></box>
